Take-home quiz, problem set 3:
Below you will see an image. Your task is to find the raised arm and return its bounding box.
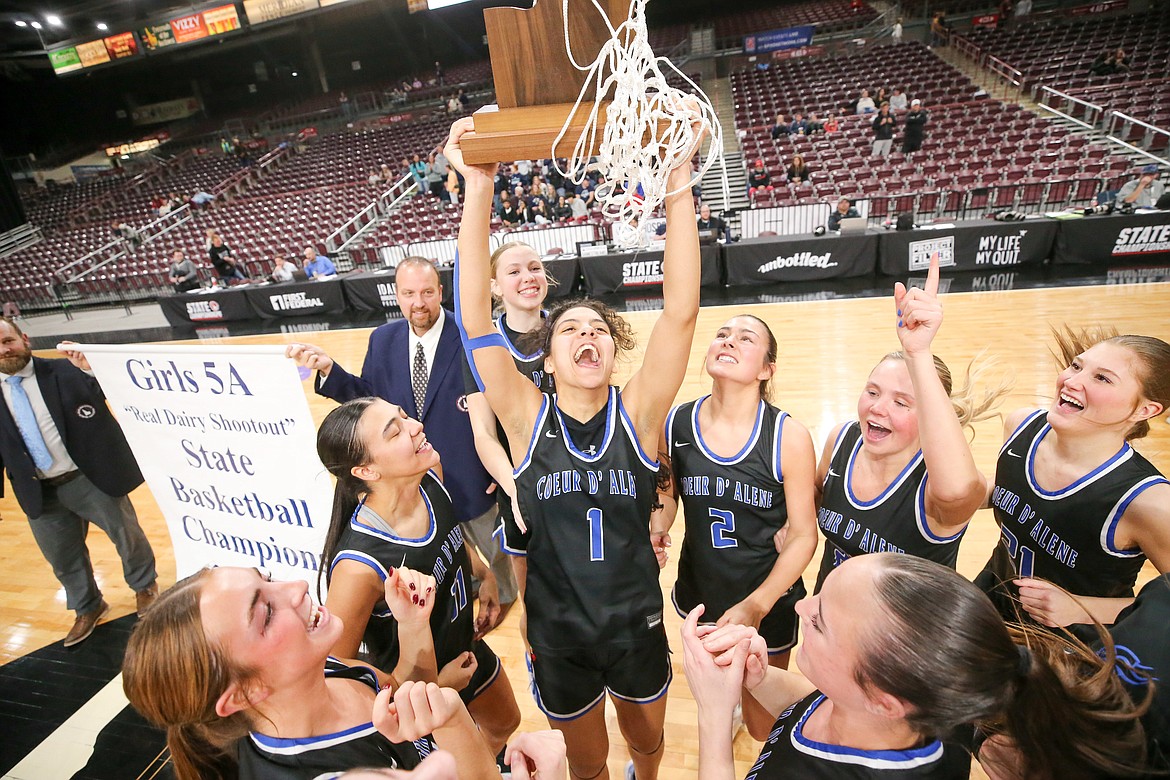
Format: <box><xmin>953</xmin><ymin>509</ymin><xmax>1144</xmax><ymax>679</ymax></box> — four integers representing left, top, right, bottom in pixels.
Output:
<box><xmin>622</xmin><ymin>139</ymin><xmax>704</xmax><ymax>441</ymax></box>
<box><xmin>445</xmin><ymin>118</ymin><xmax>543</xmax><ymax>446</ymax></box>
<box><xmin>895</xmin><ymin>254</ymin><xmax>986</xmax><ymax>531</ymax></box>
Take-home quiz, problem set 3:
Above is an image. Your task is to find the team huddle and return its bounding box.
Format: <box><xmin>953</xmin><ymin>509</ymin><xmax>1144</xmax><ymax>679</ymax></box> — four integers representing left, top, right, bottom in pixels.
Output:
<box><xmin>122</xmin><ymin>119</ymin><xmax>1170</xmax><ymax>779</ymax></box>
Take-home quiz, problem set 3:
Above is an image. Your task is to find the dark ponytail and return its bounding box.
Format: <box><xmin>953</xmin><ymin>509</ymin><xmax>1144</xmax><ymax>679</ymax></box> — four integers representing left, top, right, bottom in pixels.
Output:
<box><xmin>315</xmin><ymin>398</ymin><xmax>378</xmax><ymax>601</ymax></box>
<box><xmin>858</xmin><ymin>554</ymin><xmax>1150</xmax><ymax>779</ymax></box>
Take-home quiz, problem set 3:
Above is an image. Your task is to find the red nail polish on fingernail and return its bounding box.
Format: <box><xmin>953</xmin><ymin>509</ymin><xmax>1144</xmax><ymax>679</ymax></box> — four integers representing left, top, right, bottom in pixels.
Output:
<box><xmin>412</xmin><ymin>595</ymin><xmax>419</xmax><ymax>604</ymax></box>
<box><xmin>419</xmin><ymin>599</ymin><xmax>426</xmax><ymax>607</ymax></box>
<box><xmin>388</xmin><ymin>566</ymin><xmax>395</xmax><ymax>576</ymax></box>
<box><xmin>409</xmin><ymin>583</ymin><xmax>416</xmax><ymax>591</ymax></box>
<box><xmin>382</xmin><ymin>683</ymin><xmax>392</xmax><ymax>690</ymax></box>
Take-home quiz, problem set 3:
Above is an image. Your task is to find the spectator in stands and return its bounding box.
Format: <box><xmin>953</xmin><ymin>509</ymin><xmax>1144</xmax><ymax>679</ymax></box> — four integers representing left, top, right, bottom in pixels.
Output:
<box><xmin>190</xmin><ymin>191</ymin><xmax>215</xmax><ymax>209</ymax></box>
<box><xmin>381</xmin><ymin>163</ymin><xmax>395</xmax><ymax>183</ymax></box>
<box><xmin>806</xmin><ymin>113</ymin><xmax>825</xmax><ymax>135</ymax></box>
<box><xmin>579</xmin><ymin>177</ymin><xmax>597</xmax><ymax>208</ymax></box>
<box><xmin>435</xmin><ymin>61</ymin><xmax>444</xmax><ymax>84</ymax></box>
<box><xmin>507</xmin><ymin>163</ymin><xmax>530</xmax><ymax>191</ymax></box>
<box><xmin>789</xmin><ymin>112</ymin><xmax>809</xmax><ymax>135</ymax></box>
<box><xmin>569</xmin><ymin>191</ymin><xmax>588</xmax><ymax>218</ymax></box>
<box><xmin>930</xmin><ymin>13</ymin><xmax>948</xmax><ymax>47</ymax></box>
<box><xmin>447</xmin><ymin>94</ymin><xmax>461</xmax><ymax>115</ymax></box>
<box><xmin>875</xmin><ymin>87</ymin><xmax>889</xmax><ymax>107</ymax></box>
<box><xmin>890</xmin><ymin>87</ymin><xmax>908</xmax><ymax>112</ymax></box>
<box><xmin>748</xmin><ymin>159</ymin><xmax>773</xmax><ymax>196</ymax></box>
<box><xmin>425</xmin><ymin>152</ymin><xmax>445</xmax><ymax>198</ymax></box>
<box><xmin>339</xmin><ymin>91</ymin><xmax>353</xmax><ymax>121</ymax></box>
<box><xmin>446</xmin><ymin>167</ymin><xmax>462</xmax><ymax>205</ymax></box>
<box><xmin>412</xmin><ymin>76</ymin><xmax>423</xmax><ymax>89</ymax></box>
<box><xmin>209</xmin><ymin>235</ymin><xmax>247</xmax><ymax>284</ymax></box>
<box><xmin>786</xmin><ymin>154</ymin><xmax>811</xmax><ymax>184</ymax></box>
<box><xmin>553</xmin><ymin>194</ymin><xmax>573</xmax><ymax>221</ymax></box>
<box><xmin>1015</xmin><ymin>0</ymin><xmax>1032</xmax><ymax>14</ymax></box>
<box><xmin>855</xmin><ymin>89</ymin><xmax>876</xmax><ymax>115</ymax></box>
<box><xmin>368</xmin><ymin>168</ymin><xmax>383</xmax><ymax>185</ymax></box>
<box><xmin>770</xmin><ymin>113</ymin><xmax>789</xmax><ymax>140</ymax></box>
<box><xmin>271</xmin><ymin>253</ymin><xmax>298</xmax><ymax>283</ymax></box>
<box><xmin>1090</xmin><ymin>49</ymin><xmax>1119</xmax><ymax>76</ymax></box>
<box><xmin>409</xmin><ymin>153</ymin><xmax>428</xmax><ymax>197</ymax></box>
<box><xmin>111</xmin><ymin>220</ymin><xmax>142</xmax><ymax>252</ymax></box>
<box><xmin>892</xmin><ymin>17</ymin><xmax>903</xmax><ymax>42</ymax></box>
<box><xmin>1114</xmin><ymin>48</ymin><xmax>1129</xmax><ymax>71</ymax></box>
<box><xmin>827</xmin><ymin>197</ymin><xmax>860</xmax><ymax>231</ymax></box>
<box><xmin>458</xmin><ymin>88</ymin><xmax>469</xmax><ymax>110</ymax></box>
<box><xmin>872</xmin><ymin>103</ymin><xmax>897</xmax><ymax>157</ymax></box>
<box><xmin>302</xmin><ymin>247</ymin><xmax>337</xmax><ymax>279</ymax></box>
<box><xmin>531</xmin><ymin>197</ymin><xmax>552</xmax><ymax>224</ymax></box>
<box><xmin>697</xmin><ymin>204</ymin><xmax>729</xmax><ymax>242</ymax></box>
<box><xmin>168</xmin><ymin>249</ymin><xmax>200</xmax><ymax>293</ymax></box>
<box><xmin>1118</xmin><ymin>165</ymin><xmax>1166</xmax><ymax>209</ymax></box>
<box><xmin>532</xmin><ymin>174</ymin><xmax>555</xmax><ymax>204</ymax></box>
<box><xmin>902</xmin><ymin>99</ymin><xmax>929</xmax><ymax>153</ymax></box>
<box><xmin>498</xmin><ymin>194</ymin><xmax>524</xmax><ymax>225</ymax></box>
<box><xmin>824</xmin><ymin>113</ymin><xmax>840</xmax><ymax>133</ymax></box>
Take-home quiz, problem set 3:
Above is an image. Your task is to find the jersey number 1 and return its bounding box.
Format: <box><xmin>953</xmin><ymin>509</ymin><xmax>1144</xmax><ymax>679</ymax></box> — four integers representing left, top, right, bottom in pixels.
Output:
<box><xmin>999</xmin><ymin>526</ymin><xmax>1035</xmax><ymax>578</ymax></box>
<box><xmin>587</xmin><ymin>508</ymin><xmax>604</xmax><ymax>561</ymax></box>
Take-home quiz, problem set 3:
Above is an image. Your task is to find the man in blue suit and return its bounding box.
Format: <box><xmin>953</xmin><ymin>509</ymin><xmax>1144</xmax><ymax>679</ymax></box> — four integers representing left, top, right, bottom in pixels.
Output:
<box><xmin>288</xmin><ymin>258</ymin><xmax>516</xmax><ymax>625</ymax></box>
<box><xmin>0</xmin><ymin>318</ymin><xmax>158</xmax><ymax>646</ymax></box>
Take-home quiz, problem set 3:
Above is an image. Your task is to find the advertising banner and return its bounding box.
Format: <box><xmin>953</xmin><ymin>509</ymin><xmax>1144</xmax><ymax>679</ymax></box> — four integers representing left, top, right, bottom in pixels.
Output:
<box><xmin>76</xmin><ymin>39</ymin><xmax>112</xmax><ymax>67</ymax></box>
<box><xmin>243</xmin><ymin>0</ymin><xmax>320</xmax><ymax>25</ymax></box>
<box><xmin>203</xmin><ymin>4</ymin><xmax>242</xmax><ymax>35</ymax></box>
<box><xmin>744</xmin><ymin>25</ymin><xmax>816</xmax><ymax>55</ymax></box>
<box><xmin>140</xmin><ymin>23</ymin><xmax>176</xmax><ymax>50</ymax></box>
<box><xmin>170</xmin><ymin>12</ymin><xmax>209</xmax><ymax>44</ymax></box>
<box><xmin>104</xmin><ymin>31</ymin><xmax>139</xmax><ymax>59</ymax></box>
<box><xmin>48</xmin><ymin>47</ymin><xmax>83</xmax><ymax>74</ymax></box>
<box><xmin>73</xmin><ymin>344</ymin><xmax>334</xmax><ymax>586</ymax></box>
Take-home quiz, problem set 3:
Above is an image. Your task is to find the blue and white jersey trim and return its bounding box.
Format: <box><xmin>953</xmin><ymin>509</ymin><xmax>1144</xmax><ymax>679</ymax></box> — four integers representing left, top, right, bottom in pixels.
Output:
<box><xmin>791</xmin><ymin>695</ymin><xmax>946</xmax><ymax>769</ymax></box>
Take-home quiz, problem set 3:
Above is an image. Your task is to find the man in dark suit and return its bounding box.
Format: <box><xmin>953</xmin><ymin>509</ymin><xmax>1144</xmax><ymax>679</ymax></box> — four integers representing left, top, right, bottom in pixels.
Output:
<box><xmin>0</xmin><ymin>318</ymin><xmax>158</xmax><ymax>646</ymax></box>
<box><xmin>288</xmin><ymin>258</ymin><xmax>516</xmax><ymax>626</ymax></box>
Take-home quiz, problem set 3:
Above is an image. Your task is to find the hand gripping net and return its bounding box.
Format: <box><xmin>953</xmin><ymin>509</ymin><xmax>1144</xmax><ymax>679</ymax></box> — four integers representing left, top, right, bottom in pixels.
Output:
<box><xmin>553</xmin><ymin>0</ymin><xmax>729</xmax><ymax>248</ymax></box>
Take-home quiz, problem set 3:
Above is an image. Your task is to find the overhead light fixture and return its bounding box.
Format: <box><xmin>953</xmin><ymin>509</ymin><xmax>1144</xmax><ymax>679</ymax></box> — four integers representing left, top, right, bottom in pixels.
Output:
<box><xmin>96</xmin><ymin>22</ymin><xmax>108</xmax><ymax>31</ymax></box>
<box><xmin>291</xmin><ymin>71</ymin><xmax>298</xmax><ymax>76</ymax></box>
<box><xmin>15</xmin><ymin>20</ymin><xmax>27</xmax><ymax>27</ymax></box>
<box><xmin>31</xmin><ymin>21</ymin><xmax>42</xmax><ymax>29</ymax></box>
<box><xmin>46</xmin><ymin>15</ymin><xmax>63</xmax><ymax>26</ymax></box>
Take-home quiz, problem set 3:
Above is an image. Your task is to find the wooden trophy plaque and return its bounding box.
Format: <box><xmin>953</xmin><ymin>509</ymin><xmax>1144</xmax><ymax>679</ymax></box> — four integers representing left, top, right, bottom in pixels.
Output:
<box><xmin>460</xmin><ymin>0</ymin><xmax>632</xmax><ymax>165</ymax></box>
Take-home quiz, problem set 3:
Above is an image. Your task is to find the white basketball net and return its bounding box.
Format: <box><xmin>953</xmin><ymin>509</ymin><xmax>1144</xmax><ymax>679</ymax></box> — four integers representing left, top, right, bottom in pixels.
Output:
<box><xmin>553</xmin><ymin>0</ymin><xmax>728</xmax><ymax>248</ymax></box>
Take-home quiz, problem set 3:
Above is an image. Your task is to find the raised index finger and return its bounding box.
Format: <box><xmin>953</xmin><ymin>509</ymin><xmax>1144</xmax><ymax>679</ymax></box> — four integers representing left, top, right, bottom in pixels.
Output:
<box><xmin>925</xmin><ymin>251</ymin><xmax>940</xmax><ymax>297</ymax></box>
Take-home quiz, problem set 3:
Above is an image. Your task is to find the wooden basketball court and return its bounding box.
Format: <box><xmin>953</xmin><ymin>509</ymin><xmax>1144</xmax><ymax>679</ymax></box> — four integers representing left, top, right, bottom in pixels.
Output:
<box><xmin>2</xmin><ymin>279</ymin><xmax>1168</xmax><ymax>779</ymax></box>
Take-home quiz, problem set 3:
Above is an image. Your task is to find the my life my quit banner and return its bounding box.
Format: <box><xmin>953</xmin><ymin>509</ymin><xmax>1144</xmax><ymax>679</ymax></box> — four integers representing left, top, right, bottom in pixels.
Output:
<box><xmin>66</xmin><ymin>344</ymin><xmax>333</xmax><ymax>587</ymax></box>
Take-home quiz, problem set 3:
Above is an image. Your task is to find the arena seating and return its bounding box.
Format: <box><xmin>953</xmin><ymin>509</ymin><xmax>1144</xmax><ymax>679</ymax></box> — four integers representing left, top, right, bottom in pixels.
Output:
<box><xmin>964</xmin><ymin>7</ymin><xmax>1170</xmax><ymax>95</ymax></box>
<box><xmin>731</xmin><ymin>42</ymin><xmax>1128</xmax><ymax>212</ymax></box>
<box><xmin>713</xmin><ymin>0</ymin><xmax>879</xmax><ymax>46</ymax></box>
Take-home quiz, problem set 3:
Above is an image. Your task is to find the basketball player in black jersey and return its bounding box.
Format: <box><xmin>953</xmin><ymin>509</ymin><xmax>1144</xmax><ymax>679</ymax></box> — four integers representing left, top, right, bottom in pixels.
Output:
<box><xmin>682</xmin><ymin>554</ymin><xmax>1150</xmax><ymax>780</ymax></box>
<box><xmin>122</xmin><ymin>565</ymin><xmax>499</xmax><ymax>780</ymax></box>
<box><xmin>814</xmin><ymin>254</ymin><xmax>1004</xmax><ymax>591</ymax></box>
<box><xmin>464</xmin><ymin>240</ymin><xmax>556</xmax><ymax>628</ymax></box>
<box><xmin>316</xmin><ymin>398</ymin><xmax>521</xmax><ymax>757</ymax></box>
<box><xmin>448</xmin><ymin>114</ymin><xmax>704</xmax><ymax>780</ymax></box>
<box><xmin>975</xmin><ymin>328</ymin><xmax>1170</xmax><ymax>628</ymax></box>
<box><xmin>654</xmin><ymin>314</ymin><xmax>818</xmax><ymax>739</ymax></box>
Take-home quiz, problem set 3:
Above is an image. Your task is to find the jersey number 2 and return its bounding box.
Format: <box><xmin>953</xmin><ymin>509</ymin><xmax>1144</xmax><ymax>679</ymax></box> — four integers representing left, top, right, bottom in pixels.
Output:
<box><xmin>999</xmin><ymin>527</ymin><xmax>1035</xmax><ymax>578</ymax></box>
<box><xmin>710</xmin><ymin>508</ymin><xmax>738</xmax><ymax>548</ymax></box>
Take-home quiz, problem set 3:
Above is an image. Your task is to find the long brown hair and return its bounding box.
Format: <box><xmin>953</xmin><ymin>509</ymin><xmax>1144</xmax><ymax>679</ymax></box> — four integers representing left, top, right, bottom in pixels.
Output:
<box><xmin>857</xmin><ymin>554</ymin><xmax>1150</xmax><ymax>779</ymax></box>
<box><xmin>1052</xmin><ymin>325</ymin><xmax>1170</xmax><ymax>440</ymax></box>
<box><xmin>122</xmin><ymin>570</ymin><xmax>256</xmax><ymax>780</ymax></box>
<box><xmin>315</xmin><ymin>397</ymin><xmax>379</xmax><ymax>601</ymax></box>
<box><xmin>522</xmin><ymin>297</ymin><xmax>636</xmax><ymax>361</ymax></box>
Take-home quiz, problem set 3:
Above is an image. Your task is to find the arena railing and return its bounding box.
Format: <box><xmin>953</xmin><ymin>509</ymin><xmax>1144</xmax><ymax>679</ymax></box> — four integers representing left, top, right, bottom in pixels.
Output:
<box><xmin>1104</xmin><ymin>111</ymin><xmax>1170</xmax><ymax>162</ymax></box>
<box><xmin>366</xmin><ymin>224</ymin><xmax>602</xmax><ymax>271</ymax></box>
<box><xmin>1036</xmin><ymin>86</ymin><xmax>1104</xmax><ymax>129</ymax></box>
<box><xmin>738</xmin><ymin>178</ymin><xmax>1104</xmax><ymax>238</ymax></box>
<box><xmin>325</xmin><ymin>175</ymin><xmax>419</xmax><ymax>267</ymax></box>
<box><xmin>985</xmin><ymin>55</ymin><xmax>1024</xmax><ymax>103</ymax></box>
<box><xmin>0</xmin><ymin>223</ymin><xmax>44</xmax><ymax>259</ymax></box>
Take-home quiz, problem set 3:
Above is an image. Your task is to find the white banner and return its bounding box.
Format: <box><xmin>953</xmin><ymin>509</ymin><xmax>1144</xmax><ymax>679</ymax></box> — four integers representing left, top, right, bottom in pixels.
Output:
<box><xmin>65</xmin><ymin>343</ymin><xmax>333</xmax><ymax>587</ymax></box>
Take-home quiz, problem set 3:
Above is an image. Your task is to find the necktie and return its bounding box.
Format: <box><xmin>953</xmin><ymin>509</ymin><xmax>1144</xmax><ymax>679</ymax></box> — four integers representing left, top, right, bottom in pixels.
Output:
<box><xmin>412</xmin><ymin>342</ymin><xmax>428</xmax><ymax>417</ymax></box>
<box><xmin>6</xmin><ymin>376</ymin><xmax>53</xmax><ymax>470</ymax></box>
